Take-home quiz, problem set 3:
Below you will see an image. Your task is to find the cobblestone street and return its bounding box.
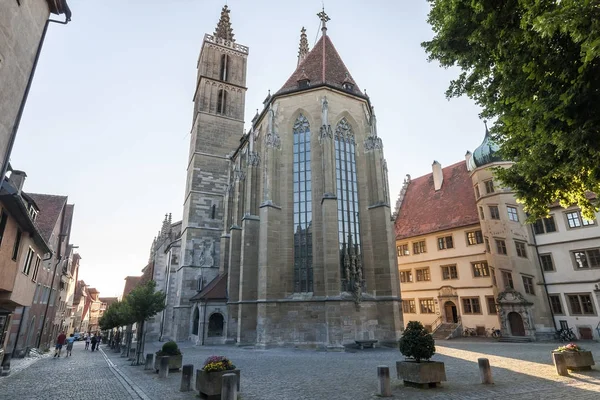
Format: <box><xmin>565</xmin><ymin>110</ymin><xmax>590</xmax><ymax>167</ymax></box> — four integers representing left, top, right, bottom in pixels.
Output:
<box><xmin>101</xmin><ymin>339</ymin><xmax>600</xmax><ymax>400</ymax></box>
<box><xmin>0</xmin><ymin>342</ymin><xmax>136</xmax><ymax>400</ymax></box>
<box><xmin>2</xmin><ymin>340</ymin><xmax>600</xmax><ymax>400</ymax></box>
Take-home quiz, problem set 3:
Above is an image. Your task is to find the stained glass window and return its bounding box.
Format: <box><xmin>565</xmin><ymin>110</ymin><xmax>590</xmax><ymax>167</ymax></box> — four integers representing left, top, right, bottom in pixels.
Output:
<box><xmin>293</xmin><ymin>114</ymin><xmax>313</xmax><ymax>292</ymax></box>
<box><xmin>335</xmin><ymin>118</ymin><xmax>362</xmax><ymax>290</ymax></box>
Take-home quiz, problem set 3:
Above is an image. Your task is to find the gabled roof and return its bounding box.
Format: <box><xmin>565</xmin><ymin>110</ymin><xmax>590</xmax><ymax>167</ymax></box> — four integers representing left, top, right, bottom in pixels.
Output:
<box><xmin>99</xmin><ymin>297</ymin><xmax>118</xmax><ymax>308</ymax></box>
<box><xmin>276</xmin><ymin>34</ymin><xmax>364</xmax><ymax>98</ymax></box>
<box><xmin>26</xmin><ymin>193</ymin><xmax>68</xmax><ymax>243</ymax></box>
<box><xmin>122</xmin><ymin>276</ymin><xmax>141</xmax><ymax>298</ymax></box>
<box><xmin>395</xmin><ymin>161</ymin><xmax>480</xmax><ymax>240</ymax></box>
<box><xmin>190</xmin><ymin>273</ymin><xmax>227</xmax><ymax>301</ymax></box>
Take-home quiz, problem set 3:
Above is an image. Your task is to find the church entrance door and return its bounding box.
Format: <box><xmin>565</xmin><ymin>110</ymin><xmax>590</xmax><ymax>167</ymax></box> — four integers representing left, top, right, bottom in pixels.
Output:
<box><xmin>207</xmin><ymin>313</ymin><xmax>224</xmax><ymax>337</ymax></box>
<box><xmin>444</xmin><ymin>301</ymin><xmax>458</xmax><ymax>323</ymax></box>
<box><xmin>508</xmin><ymin>312</ymin><xmax>525</xmax><ymax>336</ymax></box>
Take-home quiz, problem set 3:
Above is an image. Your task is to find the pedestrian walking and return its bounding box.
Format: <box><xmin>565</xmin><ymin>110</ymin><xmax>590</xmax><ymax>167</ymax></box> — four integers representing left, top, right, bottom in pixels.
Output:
<box><xmin>91</xmin><ymin>334</ymin><xmax>98</xmax><ymax>352</ymax></box>
<box><xmin>65</xmin><ymin>333</ymin><xmax>75</xmax><ymax>356</ymax></box>
<box><xmin>53</xmin><ymin>331</ymin><xmax>67</xmax><ymax>358</ymax></box>
<box><xmin>85</xmin><ymin>334</ymin><xmax>91</xmax><ymax>350</ymax></box>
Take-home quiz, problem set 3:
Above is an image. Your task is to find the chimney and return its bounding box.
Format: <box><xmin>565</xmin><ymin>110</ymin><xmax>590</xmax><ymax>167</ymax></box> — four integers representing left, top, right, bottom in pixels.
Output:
<box><xmin>9</xmin><ymin>170</ymin><xmax>27</xmax><ymax>194</ymax></box>
<box><xmin>432</xmin><ymin>161</ymin><xmax>443</xmax><ymax>191</ymax></box>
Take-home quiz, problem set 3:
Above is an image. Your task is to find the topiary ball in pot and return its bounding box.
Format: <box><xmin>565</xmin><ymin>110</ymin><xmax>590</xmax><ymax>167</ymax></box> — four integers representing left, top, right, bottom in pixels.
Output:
<box><xmin>157</xmin><ymin>340</ymin><xmax>181</xmax><ymax>356</ymax></box>
<box><xmin>398</xmin><ymin>321</ymin><xmax>435</xmax><ymax>363</ymax></box>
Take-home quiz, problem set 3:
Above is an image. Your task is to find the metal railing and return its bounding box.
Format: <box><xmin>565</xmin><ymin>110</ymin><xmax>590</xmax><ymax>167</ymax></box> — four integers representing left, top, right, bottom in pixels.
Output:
<box><xmin>431</xmin><ymin>315</ymin><xmax>444</xmax><ymax>333</ymax></box>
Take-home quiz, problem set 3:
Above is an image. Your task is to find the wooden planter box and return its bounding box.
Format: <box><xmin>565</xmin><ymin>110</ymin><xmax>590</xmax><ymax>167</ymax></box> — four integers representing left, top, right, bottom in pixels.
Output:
<box><xmin>553</xmin><ymin>351</ymin><xmax>595</xmax><ymax>371</ymax></box>
<box><xmin>396</xmin><ymin>361</ymin><xmax>446</xmax><ymax>388</ymax></box>
<box><xmin>196</xmin><ymin>369</ymin><xmax>240</xmax><ymax>400</ymax></box>
<box><xmin>154</xmin><ymin>354</ymin><xmax>183</xmax><ymax>372</ymax></box>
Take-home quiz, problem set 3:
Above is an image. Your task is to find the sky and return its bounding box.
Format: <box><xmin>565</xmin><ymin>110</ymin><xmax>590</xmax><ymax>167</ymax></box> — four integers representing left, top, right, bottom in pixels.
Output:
<box><xmin>11</xmin><ymin>0</ymin><xmax>484</xmax><ymax>297</ymax></box>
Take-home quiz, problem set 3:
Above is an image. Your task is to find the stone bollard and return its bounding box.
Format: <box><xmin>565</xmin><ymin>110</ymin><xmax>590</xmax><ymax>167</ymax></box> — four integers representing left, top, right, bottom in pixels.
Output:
<box><xmin>128</xmin><ymin>348</ymin><xmax>136</xmax><ymax>361</ymax></box>
<box><xmin>221</xmin><ymin>373</ymin><xmax>238</xmax><ymax>400</ymax></box>
<box><xmin>478</xmin><ymin>358</ymin><xmax>494</xmax><ymax>384</ymax></box>
<box><xmin>180</xmin><ymin>364</ymin><xmax>194</xmax><ymax>392</ymax></box>
<box><xmin>377</xmin><ymin>365</ymin><xmax>392</xmax><ymax>397</ymax></box>
<box><xmin>158</xmin><ymin>356</ymin><xmax>170</xmax><ymax>378</ymax></box>
<box><xmin>144</xmin><ymin>353</ymin><xmax>154</xmax><ymax>370</ymax></box>
<box><xmin>552</xmin><ymin>352</ymin><xmax>569</xmax><ymax>376</ymax></box>
<box><xmin>1</xmin><ymin>354</ymin><xmax>12</xmax><ymax>376</ymax></box>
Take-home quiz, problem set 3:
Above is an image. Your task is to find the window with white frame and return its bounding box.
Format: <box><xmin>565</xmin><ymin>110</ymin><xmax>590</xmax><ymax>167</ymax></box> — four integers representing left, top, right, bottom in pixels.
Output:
<box><xmin>22</xmin><ymin>247</ymin><xmax>34</xmax><ymax>275</ymax></box>
<box><xmin>507</xmin><ymin>206</ymin><xmax>519</xmax><ymax>222</ymax></box>
<box><xmin>565</xmin><ymin>210</ymin><xmax>594</xmax><ymax>229</ymax></box>
<box><xmin>572</xmin><ymin>248</ymin><xmax>600</xmax><ymax>269</ymax></box>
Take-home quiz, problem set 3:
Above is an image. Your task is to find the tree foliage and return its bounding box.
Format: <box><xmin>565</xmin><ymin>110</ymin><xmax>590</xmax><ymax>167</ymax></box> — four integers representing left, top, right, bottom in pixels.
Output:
<box><xmin>126</xmin><ymin>280</ymin><xmax>166</xmax><ymax>324</ymax></box>
<box><xmin>423</xmin><ymin>0</ymin><xmax>600</xmax><ymax>220</ymax></box>
<box><xmin>399</xmin><ymin>321</ymin><xmax>436</xmax><ymax>362</ymax></box>
<box><xmin>99</xmin><ymin>300</ymin><xmax>133</xmax><ymax>330</ymax></box>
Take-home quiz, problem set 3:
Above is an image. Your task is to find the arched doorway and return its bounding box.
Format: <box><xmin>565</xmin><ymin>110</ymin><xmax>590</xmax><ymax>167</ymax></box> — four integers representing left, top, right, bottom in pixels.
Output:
<box><xmin>207</xmin><ymin>313</ymin><xmax>224</xmax><ymax>337</ymax></box>
<box><xmin>444</xmin><ymin>301</ymin><xmax>458</xmax><ymax>323</ymax></box>
<box><xmin>192</xmin><ymin>307</ymin><xmax>199</xmax><ymax>335</ymax></box>
<box><xmin>508</xmin><ymin>312</ymin><xmax>525</xmax><ymax>336</ymax></box>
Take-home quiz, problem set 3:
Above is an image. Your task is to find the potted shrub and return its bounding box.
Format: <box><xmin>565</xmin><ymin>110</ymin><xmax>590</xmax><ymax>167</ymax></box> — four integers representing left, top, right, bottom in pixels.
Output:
<box><xmin>196</xmin><ymin>356</ymin><xmax>240</xmax><ymax>400</ymax></box>
<box><xmin>396</xmin><ymin>321</ymin><xmax>446</xmax><ymax>388</ymax></box>
<box><xmin>154</xmin><ymin>341</ymin><xmax>183</xmax><ymax>372</ymax></box>
<box><xmin>553</xmin><ymin>343</ymin><xmax>595</xmax><ymax>371</ymax></box>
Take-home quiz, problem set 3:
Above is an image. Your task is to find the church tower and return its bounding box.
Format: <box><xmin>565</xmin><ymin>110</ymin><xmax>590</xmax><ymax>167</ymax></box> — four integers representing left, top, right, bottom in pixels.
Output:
<box><xmin>173</xmin><ymin>5</ymin><xmax>249</xmax><ymax>341</ymax></box>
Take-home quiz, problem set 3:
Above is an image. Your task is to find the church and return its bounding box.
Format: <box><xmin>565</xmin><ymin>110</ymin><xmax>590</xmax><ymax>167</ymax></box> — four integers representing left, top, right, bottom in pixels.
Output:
<box><xmin>167</xmin><ymin>5</ymin><xmax>403</xmax><ymax>349</ymax></box>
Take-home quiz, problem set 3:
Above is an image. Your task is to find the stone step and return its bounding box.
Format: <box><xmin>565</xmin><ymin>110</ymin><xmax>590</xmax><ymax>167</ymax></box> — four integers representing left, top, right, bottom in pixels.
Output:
<box><xmin>498</xmin><ymin>336</ymin><xmax>533</xmax><ymax>343</ymax></box>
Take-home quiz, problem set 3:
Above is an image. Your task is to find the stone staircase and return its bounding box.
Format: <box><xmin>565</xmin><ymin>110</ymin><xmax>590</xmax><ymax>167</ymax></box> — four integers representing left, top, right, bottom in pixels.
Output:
<box><xmin>498</xmin><ymin>336</ymin><xmax>533</xmax><ymax>343</ymax></box>
<box><xmin>432</xmin><ymin>323</ymin><xmax>460</xmax><ymax>340</ymax></box>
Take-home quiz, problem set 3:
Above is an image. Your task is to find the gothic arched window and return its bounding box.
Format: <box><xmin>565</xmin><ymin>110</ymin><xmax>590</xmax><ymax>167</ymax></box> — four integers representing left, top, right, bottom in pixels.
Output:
<box><xmin>217</xmin><ymin>89</ymin><xmax>227</xmax><ymax>115</ymax></box>
<box><xmin>192</xmin><ymin>307</ymin><xmax>199</xmax><ymax>335</ymax></box>
<box><xmin>334</xmin><ymin>118</ymin><xmax>362</xmax><ymax>290</ymax></box>
<box><xmin>220</xmin><ymin>54</ymin><xmax>229</xmax><ymax>81</ymax></box>
<box><xmin>293</xmin><ymin>114</ymin><xmax>313</xmax><ymax>292</ymax></box>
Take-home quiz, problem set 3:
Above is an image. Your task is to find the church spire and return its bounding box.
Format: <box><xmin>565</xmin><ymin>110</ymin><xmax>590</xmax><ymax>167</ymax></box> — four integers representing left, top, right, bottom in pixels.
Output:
<box><xmin>317</xmin><ymin>8</ymin><xmax>330</xmax><ymax>35</ymax></box>
<box><xmin>297</xmin><ymin>27</ymin><xmax>309</xmax><ymax>66</ymax></box>
<box><xmin>214</xmin><ymin>5</ymin><xmax>235</xmax><ymax>42</ymax></box>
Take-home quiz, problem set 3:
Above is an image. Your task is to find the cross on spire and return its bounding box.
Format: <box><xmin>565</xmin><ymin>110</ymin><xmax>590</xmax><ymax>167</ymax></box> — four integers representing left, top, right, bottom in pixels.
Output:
<box><xmin>317</xmin><ymin>8</ymin><xmax>330</xmax><ymax>34</ymax></box>
<box><xmin>214</xmin><ymin>5</ymin><xmax>235</xmax><ymax>42</ymax></box>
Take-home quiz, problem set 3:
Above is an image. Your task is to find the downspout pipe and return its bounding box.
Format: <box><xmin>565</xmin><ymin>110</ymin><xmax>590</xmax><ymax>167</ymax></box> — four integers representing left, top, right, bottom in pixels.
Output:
<box><xmin>0</xmin><ymin>13</ymin><xmax>70</xmax><ymax>181</ymax></box>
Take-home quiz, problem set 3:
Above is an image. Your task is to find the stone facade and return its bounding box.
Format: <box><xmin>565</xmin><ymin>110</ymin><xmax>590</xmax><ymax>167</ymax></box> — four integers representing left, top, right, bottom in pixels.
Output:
<box><xmin>169</xmin><ymin>6</ymin><xmax>404</xmax><ymax>348</ymax></box>
<box><xmin>178</xmin><ymin>7</ymin><xmax>402</xmax><ymax>348</ymax></box>
<box><xmin>0</xmin><ymin>1</ymin><xmax>70</xmax><ymax>178</ymax></box>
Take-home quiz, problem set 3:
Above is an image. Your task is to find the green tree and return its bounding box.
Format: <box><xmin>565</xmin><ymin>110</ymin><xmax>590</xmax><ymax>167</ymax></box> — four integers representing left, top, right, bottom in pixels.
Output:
<box><xmin>423</xmin><ymin>0</ymin><xmax>600</xmax><ymax>220</ymax></box>
<box><xmin>125</xmin><ymin>280</ymin><xmax>166</xmax><ymax>365</ymax></box>
<box><xmin>398</xmin><ymin>321</ymin><xmax>436</xmax><ymax>362</ymax></box>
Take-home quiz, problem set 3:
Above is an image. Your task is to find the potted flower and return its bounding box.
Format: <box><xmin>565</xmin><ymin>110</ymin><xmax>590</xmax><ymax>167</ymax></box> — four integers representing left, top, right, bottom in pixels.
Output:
<box><xmin>196</xmin><ymin>356</ymin><xmax>240</xmax><ymax>399</ymax></box>
<box><xmin>154</xmin><ymin>341</ymin><xmax>183</xmax><ymax>372</ymax></box>
<box><xmin>553</xmin><ymin>343</ymin><xmax>595</xmax><ymax>371</ymax></box>
<box><xmin>396</xmin><ymin>321</ymin><xmax>446</xmax><ymax>388</ymax></box>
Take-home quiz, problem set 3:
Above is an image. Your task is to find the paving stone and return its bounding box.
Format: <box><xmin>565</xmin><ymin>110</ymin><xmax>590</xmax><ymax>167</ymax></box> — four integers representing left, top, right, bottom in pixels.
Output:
<box><xmin>0</xmin><ymin>342</ymin><xmax>134</xmax><ymax>400</ymax></box>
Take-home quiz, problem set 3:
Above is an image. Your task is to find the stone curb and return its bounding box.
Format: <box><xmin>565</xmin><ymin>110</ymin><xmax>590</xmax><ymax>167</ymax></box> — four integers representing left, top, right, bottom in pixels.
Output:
<box><xmin>99</xmin><ymin>346</ymin><xmax>152</xmax><ymax>400</ymax></box>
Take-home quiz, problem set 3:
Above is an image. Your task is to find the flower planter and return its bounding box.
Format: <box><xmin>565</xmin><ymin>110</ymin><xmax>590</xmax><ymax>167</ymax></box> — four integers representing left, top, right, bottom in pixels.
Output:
<box><xmin>396</xmin><ymin>361</ymin><xmax>446</xmax><ymax>388</ymax></box>
<box><xmin>196</xmin><ymin>369</ymin><xmax>240</xmax><ymax>400</ymax></box>
<box><xmin>553</xmin><ymin>351</ymin><xmax>595</xmax><ymax>371</ymax></box>
<box><xmin>154</xmin><ymin>354</ymin><xmax>183</xmax><ymax>372</ymax></box>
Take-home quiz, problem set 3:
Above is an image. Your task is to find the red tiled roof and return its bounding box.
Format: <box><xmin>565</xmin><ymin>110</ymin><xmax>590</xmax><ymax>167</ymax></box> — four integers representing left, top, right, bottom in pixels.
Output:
<box><xmin>99</xmin><ymin>297</ymin><xmax>118</xmax><ymax>307</ymax></box>
<box><xmin>395</xmin><ymin>161</ymin><xmax>480</xmax><ymax>239</ymax></box>
<box><xmin>26</xmin><ymin>193</ymin><xmax>68</xmax><ymax>242</ymax></box>
<box><xmin>190</xmin><ymin>273</ymin><xmax>227</xmax><ymax>301</ymax></box>
<box><xmin>122</xmin><ymin>276</ymin><xmax>141</xmax><ymax>298</ymax></box>
<box><xmin>276</xmin><ymin>34</ymin><xmax>363</xmax><ymax>97</ymax></box>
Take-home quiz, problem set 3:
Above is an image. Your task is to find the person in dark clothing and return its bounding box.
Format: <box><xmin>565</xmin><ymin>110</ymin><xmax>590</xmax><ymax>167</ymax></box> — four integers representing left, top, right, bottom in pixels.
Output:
<box><xmin>91</xmin><ymin>334</ymin><xmax>98</xmax><ymax>352</ymax></box>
